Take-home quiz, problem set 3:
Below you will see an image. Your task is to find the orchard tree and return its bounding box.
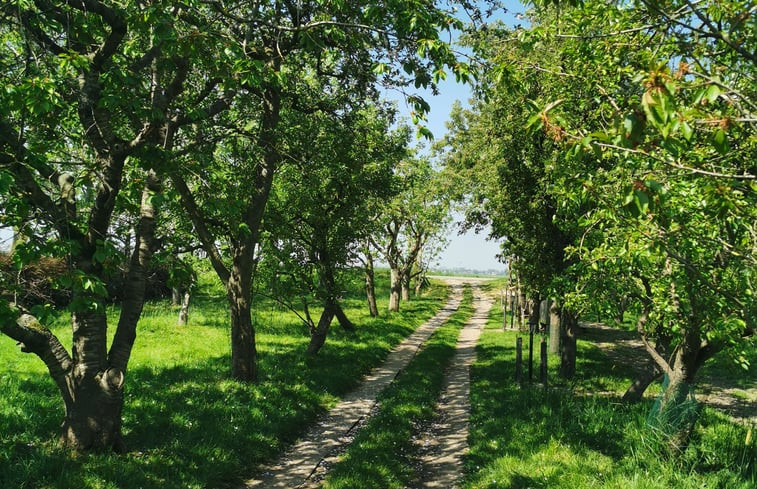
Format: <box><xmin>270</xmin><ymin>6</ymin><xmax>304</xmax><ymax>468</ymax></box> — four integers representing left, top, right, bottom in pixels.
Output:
<box><xmin>169</xmin><ymin>1</ymin><xmax>470</xmax><ymax>380</ymax></box>
<box><xmin>0</xmin><ymin>1</ymin><xmax>233</xmax><ymax>451</ymax></box>
<box><xmin>260</xmin><ymin>100</ymin><xmax>402</xmax><ymax>355</ymax></box>
<box><xmin>472</xmin><ymin>0</ymin><xmax>756</xmax><ymax>450</ymax></box>
<box><xmin>374</xmin><ymin>156</ymin><xmax>452</xmax><ymax>312</ymax></box>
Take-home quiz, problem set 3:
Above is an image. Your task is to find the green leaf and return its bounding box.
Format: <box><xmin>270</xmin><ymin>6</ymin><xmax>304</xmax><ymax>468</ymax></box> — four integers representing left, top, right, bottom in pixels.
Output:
<box><xmin>703</xmin><ymin>84</ymin><xmax>720</xmax><ymax>104</ymax></box>
<box><xmin>712</xmin><ymin>129</ymin><xmax>730</xmax><ymax>154</ymax></box>
<box><xmin>633</xmin><ymin>189</ymin><xmax>649</xmax><ymax>215</ymax></box>
<box><xmin>681</xmin><ymin>121</ymin><xmax>693</xmax><ymax>141</ymax></box>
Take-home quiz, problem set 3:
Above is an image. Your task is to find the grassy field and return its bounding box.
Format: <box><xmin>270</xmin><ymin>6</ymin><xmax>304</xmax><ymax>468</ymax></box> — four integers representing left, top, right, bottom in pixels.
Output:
<box><xmin>0</xmin><ymin>270</ymin><xmax>449</xmax><ymax>489</ymax></box>
<box><xmin>464</xmin><ymin>305</ymin><xmax>756</xmax><ymax>489</ymax></box>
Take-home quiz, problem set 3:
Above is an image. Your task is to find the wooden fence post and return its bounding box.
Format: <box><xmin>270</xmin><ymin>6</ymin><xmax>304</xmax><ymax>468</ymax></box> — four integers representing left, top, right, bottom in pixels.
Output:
<box><xmin>515</xmin><ymin>337</ymin><xmax>523</xmax><ymax>384</ymax></box>
<box><xmin>540</xmin><ymin>336</ymin><xmax>548</xmax><ymax>386</ymax></box>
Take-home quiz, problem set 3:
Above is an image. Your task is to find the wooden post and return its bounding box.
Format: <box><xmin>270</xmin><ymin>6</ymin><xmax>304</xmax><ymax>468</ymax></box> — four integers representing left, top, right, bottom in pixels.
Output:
<box><xmin>515</xmin><ymin>337</ymin><xmax>523</xmax><ymax>384</ymax></box>
<box><xmin>540</xmin><ymin>336</ymin><xmax>548</xmax><ymax>386</ymax></box>
<box><xmin>528</xmin><ymin>325</ymin><xmax>534</xmax><ymax>381</ymax></box>
<box><xmin>510</xmin><ymin>292</ymin><xmax>516</xmax><ymax>329</ymax></box>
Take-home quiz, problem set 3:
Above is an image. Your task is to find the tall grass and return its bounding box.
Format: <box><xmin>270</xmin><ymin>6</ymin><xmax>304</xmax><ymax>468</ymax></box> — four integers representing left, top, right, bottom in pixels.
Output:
<box><xmin>0</xmin><ymin>269</ymin><xmax>447</xmax><ymax>489</ymax></box>
<box><xmin>464</xmin><ymin>307</ymin><xmax>756</xmax><ymax>489</ymax></box>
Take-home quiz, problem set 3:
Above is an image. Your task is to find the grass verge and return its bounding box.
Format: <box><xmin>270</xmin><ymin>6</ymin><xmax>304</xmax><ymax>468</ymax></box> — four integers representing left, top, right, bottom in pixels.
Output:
<box><xmin>464</xmin><ymin>309</ymin><xmax>756</xmax><ymax>489</ymax></box>
<box><xmin>322</xmin><ymin>285</ymin><xmax>476</xmax><ymax>489</ymax></box>
<box><xmin>0</xmin><ymin>271</ymin><xmax>448</xmax><ymax>489</ymax></box>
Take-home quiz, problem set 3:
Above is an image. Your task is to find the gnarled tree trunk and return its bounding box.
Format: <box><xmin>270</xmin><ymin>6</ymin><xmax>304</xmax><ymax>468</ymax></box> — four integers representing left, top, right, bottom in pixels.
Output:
<box><xmin>306</xmin><ymin>303</ymin><xmax>336</xmax><ymax>355</ymax></box>
<box><xmin>333</xmin><ymin>302</ymin><xmax>356</xmax><ymax>332</ymax></box>
<box><xmin>623</xmin><ymin>334</ymin><xmax>671</xmax><ymax>403</ymax></box>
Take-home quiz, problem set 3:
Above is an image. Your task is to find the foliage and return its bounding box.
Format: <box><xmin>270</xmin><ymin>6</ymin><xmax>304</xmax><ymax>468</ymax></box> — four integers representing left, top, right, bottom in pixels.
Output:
<box><xmin>258</xmin><ymin>100</ymin><xmax>404</xmax><ymax>320</ymax></box>
<box><xmin>371</xmin><ymin>154</ymin><xmax>454</xmax><ymax>309</ymax></box>
<box><xmin>442</xmin><ymin>0</ymin><xmax>755</xmax><ymax>443</ymax></box>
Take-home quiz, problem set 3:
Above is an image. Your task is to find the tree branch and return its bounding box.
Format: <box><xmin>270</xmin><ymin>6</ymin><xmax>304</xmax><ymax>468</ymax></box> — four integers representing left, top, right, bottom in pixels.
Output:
<box><xmin>1</xmin><ymin>311</ymin><xmax>74</xmax><ymax>404</ymax></box>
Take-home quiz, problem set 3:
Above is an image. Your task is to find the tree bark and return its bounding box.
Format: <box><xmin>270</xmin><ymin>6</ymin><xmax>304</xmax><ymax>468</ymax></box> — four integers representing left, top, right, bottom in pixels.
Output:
<box><xmin>178</xmin><ymin>290</ymin><xmax>191</xmax><ymax>326</ymax></box>
<box><xmin>306</xmin><ymin>303</ymin><xmax>336</xmax><ymax>355</ymax></box>
<box><xmin>622</xmin><ymin>363</ymin><xmax>661</xmax><ymax>403</ymax></box>
<box><xmin>363</xmin><ymin>247</ymin><xmax>379</xmax><ymax>317</ymax></box>
<box><xmin>559</xmin><ymin>309</ymin><xmax>578</xmax><ymax>379</ymax></box>
<box><xmin>227</xmin><ymin>255</ymin><xmax>256</xmax><ymax>382</ymax></box>
<box><xmin>333</xmin><ymin>302</ymin><xmax>356</xmax><ymax>332</ymax></box>
<box><xmin>388</xmin><ymin>267</ymin><xmax>401</xmax><ymax>312</ymax></box>
<box><xmin>365</xmin><ymin>270</ymin><xmax>379</xmax><ymax>317</ymax></box>
<box><xmin>60</xmin><ymin>358</ymin><xmax>126</xmax><ymax>453</ymax></box>
<box><xmin>548</xmin><ymin>300</ymin><xmax>560</xmax><ymax>354</ymax></box>
<box><xmin>400</xmin><ymin>269</ymin><xmax>411</xmax><ymax>302</ymax></box>
<box><xmin>623</xmin><ymin>334</ymin><xmax>671</xmax><ymax>403</ymax></box>
<box><xmin>171</xmin><ymin>287</ymin><xmax>181</xmax><ymax>306</ymax></box>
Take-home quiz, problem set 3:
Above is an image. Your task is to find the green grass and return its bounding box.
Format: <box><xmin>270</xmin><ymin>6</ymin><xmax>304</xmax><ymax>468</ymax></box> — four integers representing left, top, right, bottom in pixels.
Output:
<box><xmin>464</xmin><ymin>310</ymin><xmax>756</xmax><ymax>489</ymax></box>
<box><xmin>0</xmin><ymin>270</ymin><xmax>449</xmax><ymax>489</ymax></box>
<box><xmin>322</xmin><ymin>285</ymin><xmax>476</xmax><ymax>489</ymax></box>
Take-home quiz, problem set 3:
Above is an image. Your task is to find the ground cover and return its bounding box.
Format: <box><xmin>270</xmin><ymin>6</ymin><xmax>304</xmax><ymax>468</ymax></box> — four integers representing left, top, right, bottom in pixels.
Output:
<box><xmin>0</xmin><ymin>270</ymin><xmax>448</xmax><ymax>489</ymax></box>
<box><xmin>464</xmin><ymin>306</ymin><xmax>756</xmax><ymax>489</ymax></box>
<box><xmin>321</xmin><ymin>285</ymin><xmax>476</xmax><ymax>489</ymax></box>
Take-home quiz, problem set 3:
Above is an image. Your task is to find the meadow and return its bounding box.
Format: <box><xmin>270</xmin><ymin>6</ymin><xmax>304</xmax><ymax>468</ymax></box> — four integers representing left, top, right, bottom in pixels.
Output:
<box><xmin>0</xmin><ymin>270</ymin><xmax>448</xmax><ymax>489</ymax></box>
<box><xmin>1</xmin><ymin>272</ymin><xmax>754</xmax><ymax>489</ymax></box>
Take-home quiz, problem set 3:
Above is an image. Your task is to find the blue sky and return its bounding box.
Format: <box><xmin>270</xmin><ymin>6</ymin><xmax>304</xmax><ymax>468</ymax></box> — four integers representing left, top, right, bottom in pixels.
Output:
<box><xmin>394</xmin><ymin>2</ymin><xmax>526</xmax><ymax>271</ymax></box>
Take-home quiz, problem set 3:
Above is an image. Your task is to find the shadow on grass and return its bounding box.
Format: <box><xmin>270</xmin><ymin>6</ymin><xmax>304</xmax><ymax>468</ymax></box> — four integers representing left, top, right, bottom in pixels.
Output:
<box><xmin>0</xmin><ymin>286</ymin><xmax>448</xmax><ymax>489</ymax></box>
<box><xmin>465</xmin><ymin>331</ymin><xmax>757</xmax><ymax>489</ymax></box>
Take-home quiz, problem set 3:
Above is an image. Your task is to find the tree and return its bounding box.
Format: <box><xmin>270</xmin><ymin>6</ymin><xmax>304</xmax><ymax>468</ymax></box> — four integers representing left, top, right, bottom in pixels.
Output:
<box><xmin>373</xmin><ymin>156</ymin><xmax>452</xmax><ymax>312</ymax></box>
<box><xmin>168</xmin><ymin>1</ymin><xmax>470</xmax><ymax>380</ymax></box>
<box><xmin>260</xmin><ymin>98</ymin><xmax>402</xmax><ymax>355</ymax></box>
<box><xmin>465</xmin><ymin>0</ymin><xmax>755</xmax><ymax>450</ymax></box>
<box><xmin>0</xmin><ymin>0</ymin><xmax>232</xmax><ymax>451</ymax></box>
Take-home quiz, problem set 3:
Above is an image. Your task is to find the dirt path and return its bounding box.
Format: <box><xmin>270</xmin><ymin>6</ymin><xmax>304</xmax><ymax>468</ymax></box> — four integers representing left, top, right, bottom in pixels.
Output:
<box><xmin>412</xmin><ymin>283</ymin><xmax>494</xmax><ymax>489</ymax></box>
<box><xmin>582</xmin><ymin>322</ymin><xmax>757</xmax><ymax>425</ymax></box>
<box><xmin>244</xmin><ymin>281</ymin><xmax>465</xmax><ymax>489</ymax></box>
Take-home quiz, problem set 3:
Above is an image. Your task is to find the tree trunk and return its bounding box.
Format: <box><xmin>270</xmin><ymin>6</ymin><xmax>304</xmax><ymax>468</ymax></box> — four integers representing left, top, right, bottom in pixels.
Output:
<box><xmin>622</xmin><ymin>363</ymin><xmax>661</xmax><ymax>403</ymax></box>
<box><xmin>227</xmin><ymin>256</ymin><xmax>256</xmax><ymax>382</ymax></box>
<box><xmin>60</xmin><ymin>356</ymin><xmax>126</xmax><ymax>453</ymax></box>
<box><xmin>518</xmin><ymin>289</ymin><xmax>527</xmax><ymax>329</ymax></box>
<box><xmin>616</xmin><ymin>295</ymin><xmax>629</xmax><ymax>323</ymax></box>
<box><xmin>66</xmin><ymin>172</ymin><xmax>160</xmax><ymax>452</ymax></box>
<box><xmin>178</xmin><ymin>290</ymin><xmax>191</xmax><ymax>326</ymax></box>
<box><xmin>307</xmin><ymin>303</ymin><xmax>336</xmax><ymax>355</ymax></box>
<box><xmin>648</xmin><ymin>326</ymin><xmax>706</xmax><ymax>453</ymax></box>
<box><xmin>333</xmin><ymin>302</ymin><xmax>356</xmax><ymax>332</ymax></box>
<box><xmin>400</xmin><ymin>269</ymin><xmax>411</xmax><ymax>302</ymax></box>
<box><xmin>623</xmin><ymin>334</ymin><xmax>671</xmax><ymax>403</ymax></box>
<box><xmin>559</xmin><ymin>309</ymin><xmax>578</xmax><ymax>379</ymax></box>
<box><xmin>653</xmin><ymin>369</ymin><xmax>699</xmax><ymax>453</ymax></box>
<box><xmin>365</xmin><ymin>271</ymin><xmax>379</xmax><ymax>317</ymax></box>
<box><xmin>388</xmin><ymin>267</ymin><xmax>401</xmax><ymax>312</ymax></box>
<box><xmin>548</xmin><ymin>300</ymin><xmax>560</xmax><ymax>354</ymax></box>
<box><xmin>171</xmin><ymin>287</ymin><xmax>181</xmax><ymax>306</ymax></box>
<box><xmin>364</xmin><ymin>252</ymin><xmax>379</xmax><ymax>317</ymax></box>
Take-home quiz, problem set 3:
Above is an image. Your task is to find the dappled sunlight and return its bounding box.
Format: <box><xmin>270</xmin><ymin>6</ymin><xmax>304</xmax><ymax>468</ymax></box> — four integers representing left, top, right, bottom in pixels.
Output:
<box><xmin>465</xmin><ymin>329</ymin><xmax>756</xmax><ymax>489</ymax></box>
